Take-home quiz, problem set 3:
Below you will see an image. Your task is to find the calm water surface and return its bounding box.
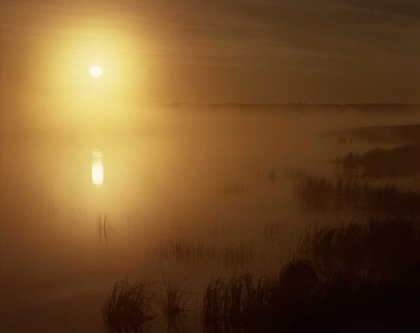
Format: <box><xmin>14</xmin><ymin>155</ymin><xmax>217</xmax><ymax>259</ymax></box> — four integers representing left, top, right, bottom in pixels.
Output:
<box><xmin>1</xmin><ymin>108</ymin><xmax>418</xmax><ymax>332</ymax></box>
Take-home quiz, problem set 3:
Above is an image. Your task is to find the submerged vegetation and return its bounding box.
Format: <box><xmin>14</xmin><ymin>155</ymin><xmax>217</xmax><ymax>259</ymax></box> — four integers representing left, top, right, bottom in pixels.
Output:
<box><xmin>159</xmin><ymin>275</ymin><xmax>189</xmax><ymax>331</ymax></box>
<box><xmin>96</xmin><ymin>212</ymin><xmax>114</xmax><ymax>242</ymax></box>
<box><xmin>146</xmin><ymin>238</ymin><xmax>253</xmax><ymax>268</ymax></box>
<box><xmin>103</xmin><ymin>276</ymin><xmax>191</xmax><ymax>333</ymax></box>
<box><xmin>103</xmin><ymin>279</ymin><xmax>156</xmax><ymax>332</ymax></box>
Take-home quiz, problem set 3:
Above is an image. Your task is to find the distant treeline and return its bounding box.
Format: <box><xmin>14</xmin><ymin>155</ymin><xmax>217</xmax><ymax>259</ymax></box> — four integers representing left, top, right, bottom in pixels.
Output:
<box><xmin>167</xmin><ymin>103</ymin><xmax>420</xmax><ymax>113</ymax></box>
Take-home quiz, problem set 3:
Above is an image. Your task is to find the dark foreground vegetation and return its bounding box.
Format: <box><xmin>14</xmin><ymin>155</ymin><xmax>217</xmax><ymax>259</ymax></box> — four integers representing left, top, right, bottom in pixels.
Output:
<box><xmin>103</xmin><ymin>278</ymin><xmax>156</xmax><ymax>332</ymax></box>
<box><xmin>103</xmin><ymin>216</ymin><xmax>420</xmax><ymax>333</ymax></box>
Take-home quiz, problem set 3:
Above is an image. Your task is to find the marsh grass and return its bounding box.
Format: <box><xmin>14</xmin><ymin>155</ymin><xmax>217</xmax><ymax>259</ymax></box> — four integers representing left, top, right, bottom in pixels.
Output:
<box><xmin>201</xmin><ymin>261</ymin><xmax>319</xmax><ymax>332</ymax></box>
<box><xmin>158</xmin><ymin>275</ymin><xmax>189</xmax><ymax>318</ymax></box>
<box><xmin>293</xmin><ymin>217</ymin><xmax>420</xmax><ymax>332</ymax></box>
<box><xmin>332</xmin><ymin>145</ymin><xmax>420</xmax><ymax>179</ymax></box>
<box><xmin>155</xmin><ymin>274</ymin><xmax>190</xmax><ymax>332</ymax></box>
<box><xmin>147</xmin><ymin>238</ymin><xmax>253</xmax><ymax>267</ymax></box>
<box><xmin>105</xmin><ymin>216</ymin><xmax>420</xmax><ymax>332</ymax></box>
<box><xmin>290</xmin><ymin>170</ymin><xmax>420</xmax><ymax>215</ymax></box>
<box><xmin>298</xmin><ymin>217</ymin><xmax>420</xmax><ymax>279</ymax></box>
<box><xmin>262</xmin><ymin>220</ymin><xmax>285</xmax><ymax>243</ymax></box>
<box><xmin>201</xmin><ymin>217</ymin><xmax>420</xmax><ymax>332</ymax></box>
<box><xmin>202</xmin><ymin>275</ymin><xmax>270</xmax><ymax>331</ymax></box>
<box><xmin>103</xmin><ymin>164</ymin><xmax>420</xmax><ymax>333</ymax></box>
<box><xmin>103</xmin><ymin>278</ymin><xmax>156</xmax><ymax>332</ymax></box>
<box><xmin>290</xmin><ymin>170</ymin><xmax>367</xmax><ymax>212</ymax></box>
<box><xmin>216</xmin><ymin>185</ymin><xmax>247</xmax><ymax>196</ymax></box>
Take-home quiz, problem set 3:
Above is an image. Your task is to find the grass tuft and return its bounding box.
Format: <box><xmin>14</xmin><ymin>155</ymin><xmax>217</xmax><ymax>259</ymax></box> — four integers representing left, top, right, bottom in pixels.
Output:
<box><xmin>158</xmin><ymin>274</ymin><xmax>189</xmax><ymax>319</ymax></box>
<box><xmin>103</xmin><ymin>278</ymin><xmax>156</xmax><ymax>332</ymax></box>
<box><xmin>202</xmin><ymin>274</ymin><xmax>273</xmax><ymax>331</ymax></box>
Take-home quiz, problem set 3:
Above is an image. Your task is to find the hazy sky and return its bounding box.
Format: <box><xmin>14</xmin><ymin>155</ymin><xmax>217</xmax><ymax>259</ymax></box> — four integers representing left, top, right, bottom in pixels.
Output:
<box><xmin>1</xmin><ymin>0</ymin><xmax>420</xmax><ymax>104</ymax></box>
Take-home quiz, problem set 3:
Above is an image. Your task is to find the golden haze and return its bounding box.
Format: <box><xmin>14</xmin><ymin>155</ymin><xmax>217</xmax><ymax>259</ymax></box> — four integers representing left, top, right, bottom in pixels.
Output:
<box><xmin>8</xmin><ymin>16</ymin><xmax>155</xmax><ymax>132</ymax></box>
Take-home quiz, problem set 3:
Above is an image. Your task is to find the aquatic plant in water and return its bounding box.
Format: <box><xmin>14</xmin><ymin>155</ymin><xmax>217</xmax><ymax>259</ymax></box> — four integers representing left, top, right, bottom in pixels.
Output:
<box><xmin>103</xmin><ymin>278</ymin><xmax>156</xmax><ymax>332</ymax></box>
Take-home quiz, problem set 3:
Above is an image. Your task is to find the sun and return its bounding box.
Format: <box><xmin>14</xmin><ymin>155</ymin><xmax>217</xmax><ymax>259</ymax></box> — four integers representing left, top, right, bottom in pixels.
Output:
<box><xmin>90</xmin><ymin>65</ymin><xmax>102</xmax><ymax>78</ymax></box>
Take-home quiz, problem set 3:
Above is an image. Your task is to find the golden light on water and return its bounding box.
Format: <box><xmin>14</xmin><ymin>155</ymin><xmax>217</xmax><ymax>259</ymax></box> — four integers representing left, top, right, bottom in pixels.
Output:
<box><xmin>90</xmin><ymin>65</ymin><xmax>103</xmax><ymax>78</ymax></box>
<box><xmin>92</xmin><ymin>149</ymin><xmax>104</xmax><ymax>186</ymax></box>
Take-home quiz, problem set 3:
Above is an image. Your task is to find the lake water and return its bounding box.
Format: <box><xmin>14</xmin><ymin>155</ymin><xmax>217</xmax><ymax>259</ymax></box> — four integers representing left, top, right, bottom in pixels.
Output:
<box><xmin>1</xmin><ymin>107</ymin><xmax>419</xmax><ymax>332</ymax></box>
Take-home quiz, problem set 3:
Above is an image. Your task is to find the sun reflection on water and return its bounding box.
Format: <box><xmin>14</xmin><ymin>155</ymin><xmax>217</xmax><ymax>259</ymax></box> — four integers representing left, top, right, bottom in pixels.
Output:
<box><xmin>92</xmin><ymin>149</ymin><xmax>104</xmax><ymax>186</ymax></box>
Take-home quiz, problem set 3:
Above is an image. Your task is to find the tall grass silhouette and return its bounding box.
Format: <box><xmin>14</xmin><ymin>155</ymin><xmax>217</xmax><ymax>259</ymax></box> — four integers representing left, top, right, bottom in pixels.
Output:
<box><xmin>262</xmin><ymin>220</ymin><xmax>285</xmax><ymax>243</ymax></box>
<box><xmin>157</xmin><ymin>274</ymin><xmax>189</xmax><ymax>332</ymax></box>
<box><xmin>298</xmin><ymin>217</ymin><xmax>420</xmax><ymax>279</ymax></box>
<box><xmin>105</xmin><ymin>216</ymin><xmax>420</xmax><ymax>332</ymax></box>
<box><xmin>201</xmin><ymin>261</ymin><xmax>318</xmax><ymax>332</ymax></box>
<box><xmin>202</xmin><ymin>274</ymin><xmax>273</xmax><ymax>332</ymax></box>
<box><xmin>103</xmin><ymin>278</ymin><xmax>156</xmax><ymax>332</ymax></box>
<box><xmin>201</xmin><ymin>216</ymin><xmax>420</xmax><ymax>332</ymax></box>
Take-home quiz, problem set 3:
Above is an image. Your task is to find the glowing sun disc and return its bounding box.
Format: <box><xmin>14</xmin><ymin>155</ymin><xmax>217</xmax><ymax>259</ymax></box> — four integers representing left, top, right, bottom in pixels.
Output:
<box><xmin>90</xmin><ymin>65</ymin><xmax>102</xmax><ymax>78</ymax></box>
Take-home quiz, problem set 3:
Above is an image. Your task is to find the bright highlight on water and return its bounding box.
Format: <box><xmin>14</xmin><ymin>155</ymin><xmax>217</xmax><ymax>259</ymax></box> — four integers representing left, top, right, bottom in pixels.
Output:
<box><xmin>92</xmin><ymin>149</ymin><xmax>104</xmax><ymax>186</ymax></box>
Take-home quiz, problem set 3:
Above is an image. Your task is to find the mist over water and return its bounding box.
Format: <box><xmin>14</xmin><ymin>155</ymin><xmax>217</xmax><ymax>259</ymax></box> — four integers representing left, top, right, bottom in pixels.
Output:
<box><xmin>2</xmin><ymin>105</ymin><xmax>420</xmax><ymax>332</ymax></box>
